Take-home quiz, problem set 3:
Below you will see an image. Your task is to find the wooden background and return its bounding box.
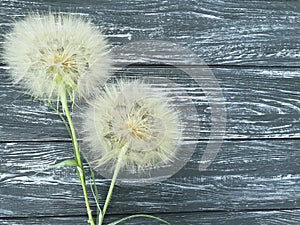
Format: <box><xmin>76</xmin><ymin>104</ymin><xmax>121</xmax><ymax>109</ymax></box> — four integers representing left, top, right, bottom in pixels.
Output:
<box><xmin>1</xmin><ymin>0</ymin><xmax>300</xmax><ymax>224</ymax></box>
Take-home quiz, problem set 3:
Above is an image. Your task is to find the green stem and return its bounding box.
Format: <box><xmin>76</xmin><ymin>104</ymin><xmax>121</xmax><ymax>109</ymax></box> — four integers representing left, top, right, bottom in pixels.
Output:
<box><xmin>60</xmin><ymin>91</ymin><xmax>95</xmax><ymax>225</ymax></box>
<box><xmin>100</xmin><ymin>145</ymin><xmax>128</xmax><ymax>225</ymax></box>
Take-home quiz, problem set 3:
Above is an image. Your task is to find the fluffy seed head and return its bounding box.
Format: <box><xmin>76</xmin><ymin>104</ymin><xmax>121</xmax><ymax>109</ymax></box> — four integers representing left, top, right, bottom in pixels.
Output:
<box><xmin>81</xmin><ymin>80</ymin><xmax>182</xmax><ymax>173</ymax></box>
<box><xmin>3</xmin><ymin>12</ymin><xmax>111</xmax><ymax>102</ymax></box>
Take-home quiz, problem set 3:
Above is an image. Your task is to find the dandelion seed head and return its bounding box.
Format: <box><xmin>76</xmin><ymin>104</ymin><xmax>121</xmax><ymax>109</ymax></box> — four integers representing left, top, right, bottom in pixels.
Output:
<box><xmin>82</xmin><ymin>80</ymin><xmax>182</xmax><ymax>173</ymax></box>
<box><xmin>3</xmin><ymin>12</ymin><xmax>111</xmax><ymax>102</ymax></box>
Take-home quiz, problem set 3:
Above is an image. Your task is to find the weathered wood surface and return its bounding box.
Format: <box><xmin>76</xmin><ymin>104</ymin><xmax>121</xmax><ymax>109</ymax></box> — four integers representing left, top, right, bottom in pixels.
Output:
<box><xmin>1</xmin><ymin>66</ymin><xmax>300</xmax><ymax>141</ymax></box>
<box><xmin>1</xmin><ymin>0</ymin><xmax>300</xmax><ymax>66</ymax></box>
<box><xmin>1</xmin><ymin>210</ymin><xmax>300</xmax><ymax>225</ymax></box>
<box><xmin>1</xmin><ymin>140</ymin><xmax>300</xmax><ymax>216</ymax></box>
<box><xmin>1</xmin><ymin>0</ymin><xmax>300</xmax><ymax>224</ymax></box>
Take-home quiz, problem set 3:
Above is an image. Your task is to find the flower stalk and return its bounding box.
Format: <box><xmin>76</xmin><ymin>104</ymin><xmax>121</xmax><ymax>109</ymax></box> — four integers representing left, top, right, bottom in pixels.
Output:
<box><xmin>60</xmin><ymin>90</ymin><xmax>95</xmax><ymax>225</ymax></box>
<box><xmin>100</xmin><ymin>144</ymin><xmax>128</xmax><ymax>225</ymax></box>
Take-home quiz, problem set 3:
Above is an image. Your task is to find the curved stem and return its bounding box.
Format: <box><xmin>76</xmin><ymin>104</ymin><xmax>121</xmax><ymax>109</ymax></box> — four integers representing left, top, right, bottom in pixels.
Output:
<box><xmin>100</xmin><ymin>145</ymin><xmax>128</xmax><ymax>225</ymax></box>
<box><xmin>60</xmin><ymin>91</ymin><xmax>95</xmax><ymax>225</ymax></box>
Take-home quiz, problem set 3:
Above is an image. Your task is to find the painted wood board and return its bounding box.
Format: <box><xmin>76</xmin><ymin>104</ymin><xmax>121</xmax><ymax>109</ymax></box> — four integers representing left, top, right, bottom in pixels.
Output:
<box><xmin>1</xmin><ymin>0</ymin><xmax>300</xmax><ymax>66</ymax></box>
<box><xmin>1</xmin><ymin>139</ymin><xmax>299</xmax><ymax>217</ymax></box>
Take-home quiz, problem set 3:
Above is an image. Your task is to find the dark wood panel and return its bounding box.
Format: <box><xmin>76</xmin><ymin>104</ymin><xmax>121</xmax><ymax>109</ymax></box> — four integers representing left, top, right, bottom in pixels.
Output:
<box><xmin>1</xmin><ymin>139</ymin><xmax>299</xmax><ymax>217</ymax></box>
<box><xmin>1</xmin><ymin>0</ymin><xmax>300</xmax><ymax>65</ymax></box>
<box><xmin>0</xmin><ymin>68</ymin><xmax>69</xmax><ymax>141</ymax></box>
<box><xmin>1</xmin><ymin>1</ymin><xmax>300</xmax><ymax>224</ymax></box>
<box><xmin>1</xmin><ymin>210</ymin><xmax>300</xmax><ymax>225</ymax></box>
<box><xmin>1</xmin><ymin>66</ymin><xmax>300</xmax><ymax>141</ymax></box>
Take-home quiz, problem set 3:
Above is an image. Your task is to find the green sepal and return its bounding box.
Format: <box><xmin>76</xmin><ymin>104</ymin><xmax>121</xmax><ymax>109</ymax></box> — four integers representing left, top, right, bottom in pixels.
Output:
<box><xmin>107</xmin><ymin>214</ymin><xmax>170</xmax><ymax>225</ymax></box>
<box><xmin>34</xmin><ymin>159</ymin><xmax>78</xmax><ymax>176</ymax></box>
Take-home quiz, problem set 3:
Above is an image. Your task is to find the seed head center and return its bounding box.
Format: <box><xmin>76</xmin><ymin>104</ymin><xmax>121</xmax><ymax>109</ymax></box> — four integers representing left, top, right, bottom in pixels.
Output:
<box><xmin>47</xmin><ymin>47</ymin><xmax>78</xmax><ymax>75</ymax></box>
<box><xmin>126</xmin><ymin>115</ymin><xmax>151</xmax><ymax>140</ymax></box>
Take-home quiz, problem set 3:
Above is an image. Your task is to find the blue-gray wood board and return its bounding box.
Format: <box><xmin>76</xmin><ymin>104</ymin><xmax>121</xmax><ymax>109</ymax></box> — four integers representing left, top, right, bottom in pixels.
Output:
<box><xmin>1</xmin><ymin>0</ymin><xmax>300</xmax><ymax>224</ymax></box>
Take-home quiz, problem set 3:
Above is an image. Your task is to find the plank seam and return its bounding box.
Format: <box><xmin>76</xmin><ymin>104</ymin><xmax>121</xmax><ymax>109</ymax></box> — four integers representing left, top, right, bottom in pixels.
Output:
<box><xmin>3</xmin><ymin>62</ymin><xmax>300</xmax><ymax>69</ymax></box>
<box><xmin>1</xmin><ymin>136</ymin><xmax>300</xmax><ymax>144</ymax></box>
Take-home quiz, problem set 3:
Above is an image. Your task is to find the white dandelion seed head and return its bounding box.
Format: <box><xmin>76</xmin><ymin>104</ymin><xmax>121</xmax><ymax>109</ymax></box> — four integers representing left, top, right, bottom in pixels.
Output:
<box><xmin>81</xmin><ymin>80</ymin><xmax>182</xmax><ymax>175</ymax></box>
<box><xmin>3</xmin><ymin>12</ymin><xmax>111</xmax><ymax>102</ymax></box>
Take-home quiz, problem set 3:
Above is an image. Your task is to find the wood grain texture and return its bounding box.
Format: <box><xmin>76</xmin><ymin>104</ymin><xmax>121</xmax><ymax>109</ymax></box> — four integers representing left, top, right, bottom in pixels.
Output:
<box><xmin>1</xmin><ymin>66</ymin><xmax>300</xmax><ymax>141</ymax></box>
<box><xmin>1</xmin><ymin>210</ymin><xmax>300</xmax><ymax>225</ymax></box>
<box><xmin>1</xmin><ymin>0</ymin><xmax>300</xmax><ymax>224</ymax></box>
<box><xmin>1</xmin><ymin>0</ymin><xmax>300</xmax><ymax>66</ymax></box>
<box><xmin>1</xmin><ymin>139</ymin><xmax>299</xmax><ymax>217</ymax></box>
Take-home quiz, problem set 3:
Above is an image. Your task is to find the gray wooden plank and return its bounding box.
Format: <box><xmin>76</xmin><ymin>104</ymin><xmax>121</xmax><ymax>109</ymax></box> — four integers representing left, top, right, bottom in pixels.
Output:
<box><xmin>0</xmin><ymin>68</ymin><xmax>69</xmax><ymax>141</ymax></box>
<box><xmin>1</xmin><ymin>1</ymin><xmax>300</xmax><ymax>223</ymax></box>
<box><xmin>1</xmin><ymin>139</ymin><xmax>299</xmax><ymax>217</ymax></box>
<box><xmin>1</xmin><ymin>66</ymin><xmax>300</xmax><ymax>141</ymax></box>
<box><xmin>1</xmin><ymin>0</ymin><xmax>300</xmax><ymax>66</ymax></box>
<box><xmin>1</xmin><ymin>210</ymin><xmax>300</xmax><ymax>225</ymax></box>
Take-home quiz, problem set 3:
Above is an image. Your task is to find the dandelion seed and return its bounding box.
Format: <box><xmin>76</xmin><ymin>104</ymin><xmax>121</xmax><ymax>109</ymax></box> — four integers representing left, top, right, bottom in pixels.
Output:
<box><xmin>81</xmin><ymin>80</ymin><xmax>182</xmax><ymax>174</ymax></box>
<box><xmin>3</xmin><ymin>12</ymin><xmax>111</xmax><ymax>103</ymax></box>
